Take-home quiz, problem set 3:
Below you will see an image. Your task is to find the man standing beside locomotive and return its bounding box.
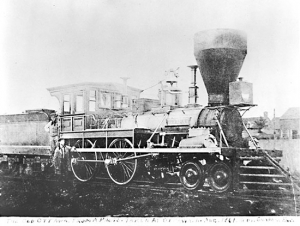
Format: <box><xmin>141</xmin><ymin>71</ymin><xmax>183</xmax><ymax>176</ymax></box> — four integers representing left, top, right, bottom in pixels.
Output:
<box><xmin>44</xmin><ymin>113</ymin><xmax>71</xmax><ymax>176</ymax></box>
<box><xmin>53</xmin><ymin>138</ymin><xmax>71</xmax><ymax>175</ymax></box>
<box><xmin>44</xmin><ymin>112</ymin><xmax>59</xmax><ymax>155</ymax></box>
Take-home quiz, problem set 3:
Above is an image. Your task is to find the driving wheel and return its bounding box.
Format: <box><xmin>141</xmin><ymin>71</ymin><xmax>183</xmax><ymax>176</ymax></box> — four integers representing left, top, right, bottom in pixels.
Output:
<box><xmin>105</xmin><ymin>138</ymin><xmax>137</xmax><ymax>185</ymax></box>
<box><xmin>208</xmin><ymin>161</ymin><xmax>232</xmax><ymax>193</ymax></box>
<box><xmin>179</xmin><ymin>160</ymin><xmax>205</xmax><ymax>190</ymax></box>
<box><xmin>71</xmin><ymin>139</ymin><xmax>98</xmax><ymax>182</ymax></box>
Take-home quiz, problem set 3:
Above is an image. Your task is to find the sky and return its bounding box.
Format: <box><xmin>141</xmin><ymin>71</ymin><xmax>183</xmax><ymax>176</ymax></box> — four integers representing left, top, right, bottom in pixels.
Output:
<box><xmin>0</xmin><ymin>0</ymin><xmax>299</xmax><ymax>118</ymax></box>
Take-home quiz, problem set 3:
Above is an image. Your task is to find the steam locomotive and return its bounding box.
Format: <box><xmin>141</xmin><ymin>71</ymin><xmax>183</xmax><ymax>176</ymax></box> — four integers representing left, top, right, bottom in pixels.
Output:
<box><xmin>0</xmin><ymin>29</ymin><xmax>288</xmax><ymax>193</ymax></box>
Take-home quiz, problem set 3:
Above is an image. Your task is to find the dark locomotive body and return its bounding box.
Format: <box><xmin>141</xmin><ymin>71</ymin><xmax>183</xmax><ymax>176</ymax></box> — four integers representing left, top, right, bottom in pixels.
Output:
<box><xmin>0</xmin><ymin>29</ymin><xmax>288</xmax><ymax>193</ymax></box>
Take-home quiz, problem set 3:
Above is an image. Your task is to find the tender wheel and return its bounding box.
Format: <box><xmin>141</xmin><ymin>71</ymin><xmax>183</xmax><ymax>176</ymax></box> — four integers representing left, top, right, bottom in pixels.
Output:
<box><xmin>208</xmin><ymin>161</ymin><xmax>232</xmax><ymax>193</ymax></box>
<box><xmin>179</xmin><ymin>161</ymin><xmax>205</xmax><ymax>190</ymax></box>
<box><xmin>71</xmin><ymin>139</ymin><xmax>98</xmax><ymax>182</ymax></box>
<box><xmin>105</xmin><ymin>138</ymin><xmax>137</xmax><ymax>185</ymax></box>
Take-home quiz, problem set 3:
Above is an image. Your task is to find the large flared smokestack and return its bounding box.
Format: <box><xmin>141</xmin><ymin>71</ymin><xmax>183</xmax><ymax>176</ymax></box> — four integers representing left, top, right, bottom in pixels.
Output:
<box><xmin>194</xmin><ymin>29</ymin><xmax>247</xmax><ymax>106</ymax></box>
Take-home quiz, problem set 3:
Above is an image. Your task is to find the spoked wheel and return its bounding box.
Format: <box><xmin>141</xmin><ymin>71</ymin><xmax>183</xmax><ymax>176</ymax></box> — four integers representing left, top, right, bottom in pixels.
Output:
<box><xmin>71</xmin><ymin>139</ymin><xmax>98</xmax><ymax>182</ymax></box>
<box><xmin>179</xmin><ymin>161</ymin><xmax>205</xmax><ymax>190</ymax></box>
<box><xmin>208</xmin><ymin>161</ymin><xmax>232</xmax><ymax>193</ymax></box>
<box><xmin>105</xmin><ymin>138</ymin><xmax>137</xmax><ymax>185</ymax></box>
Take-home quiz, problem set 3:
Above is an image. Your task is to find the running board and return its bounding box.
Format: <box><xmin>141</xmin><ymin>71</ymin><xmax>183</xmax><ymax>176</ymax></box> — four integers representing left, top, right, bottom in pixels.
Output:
<box><xmin>240</xmin><ymin>174</ymin><xmax>286</xmax><ymax>178</ymax></box>
<box><xmin>240</xmin><ymin>166</ymin><xmax>275</xmax><ymax>170</ymax></box>
<box><xmin>239</xmin><ymin>156</ymin><xmax>281</xmax><ymax>160</ymax></box>
<box><xmin>240</xmin><ymin>181</ymin><xmax>292</xmax><ymax>186</ymax></box>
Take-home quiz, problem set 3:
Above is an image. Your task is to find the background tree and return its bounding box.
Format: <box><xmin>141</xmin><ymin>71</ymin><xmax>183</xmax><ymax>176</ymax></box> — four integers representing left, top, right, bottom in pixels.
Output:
<box><xmin>255</xmin><ymin>117</ymin><xmax>267</xmax><ymax>133</ymax></box>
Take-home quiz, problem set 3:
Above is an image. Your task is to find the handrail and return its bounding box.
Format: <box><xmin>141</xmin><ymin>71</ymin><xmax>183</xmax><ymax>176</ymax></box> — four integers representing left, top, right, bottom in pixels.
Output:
<box><xmin>215</xmin><ymin>118</ymin><xmax>229</xmax><ymax>147</ymax></box>
<box><xmin>147</xmin><ymin>111</ymin><xmax>170</xmax><ymax>145</ymax></box>
<box><xmin>241</xmin><ymin>119</ymin><xmax>258</xmax><ymax>149</ymax></box>
<box><xmin>263</xmin><ymin>150</ymin><xmax>292</xmax><ymax>178</ymax></box>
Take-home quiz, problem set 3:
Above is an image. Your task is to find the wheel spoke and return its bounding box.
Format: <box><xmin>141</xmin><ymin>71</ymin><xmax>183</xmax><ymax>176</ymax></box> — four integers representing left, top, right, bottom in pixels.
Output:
<box><xmin>121</xmin><ymin>161</ymin><xmax>133</xmax><ymax>174</ymax></box>
<box><xmin>86</xmin><ymin>163</ymin><xmax>95</xmax><ymax>174</ymax></box>
<box><xmin>124</xmin><ymin>160</ymin><xmax>135</xmax><ymax>166</ymax></box>
<box><xmin>84</xmin><ymin>165</ymin><xmax>91</xmax><ymax>178</ymax></box>
<box><xmin>120</xmin><ymin>163</ymin><xmax>130</xmax><ymax>180</ymax></box>
<box><xmin>99</xmin><ymin>152</ymin><xmax>104</xmax><ymax>161</ymax></box>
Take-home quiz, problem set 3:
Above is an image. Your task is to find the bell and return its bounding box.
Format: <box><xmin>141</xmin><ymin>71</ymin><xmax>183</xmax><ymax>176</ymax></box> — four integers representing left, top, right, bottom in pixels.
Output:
<box><xmin>165</xmin><ymin>73</ymin><xmax>178</xmax><ymax>87</ymax></box>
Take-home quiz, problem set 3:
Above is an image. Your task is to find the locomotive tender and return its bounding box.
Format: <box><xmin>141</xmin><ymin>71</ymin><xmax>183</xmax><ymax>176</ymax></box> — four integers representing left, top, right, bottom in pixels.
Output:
<box><xmin>0</xmin><ymin>29</ymin><xmax>288</xmax><ymax>193</ymax></box>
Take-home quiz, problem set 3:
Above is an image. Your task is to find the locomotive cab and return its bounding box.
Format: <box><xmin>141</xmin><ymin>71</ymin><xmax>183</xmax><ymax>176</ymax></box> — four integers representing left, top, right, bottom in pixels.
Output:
<box><xmin>47</xmin><ymin>82</ymin><xmax>142</xmax><ymax>132</ymax></box>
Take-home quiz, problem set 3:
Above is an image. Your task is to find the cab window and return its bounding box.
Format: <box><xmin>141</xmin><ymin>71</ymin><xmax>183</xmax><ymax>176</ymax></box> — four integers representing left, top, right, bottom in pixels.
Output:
<box><xmin>89</xmin><ymin>90</ymin><xmax>96</xmax><ymax>111</ymax></box>
<box><xmin>63</xmin><ymin>94</ymin><xmax>71</xmax><ymax>114</ymax></box>
<box><xmin>100</xmin><ymin>92</ymin><xmax>111</xmax><ymax>108</ymax></box>
<box><xmin>75</xmin><ymin>92</ymin><xmax>84</xmax><ymax>113</ymax></box>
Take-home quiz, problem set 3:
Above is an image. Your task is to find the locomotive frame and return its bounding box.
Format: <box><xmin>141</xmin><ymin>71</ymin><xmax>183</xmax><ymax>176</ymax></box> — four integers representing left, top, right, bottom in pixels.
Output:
<box><xmin>63</xmin><ymin>105</ymin><xmax>286</xmax><ymax>193</ymax></box>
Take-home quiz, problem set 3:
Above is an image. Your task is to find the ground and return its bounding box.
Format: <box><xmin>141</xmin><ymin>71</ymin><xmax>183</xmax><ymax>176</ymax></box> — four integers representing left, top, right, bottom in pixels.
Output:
<box><xmin>0</xmin><ymin>175</ymin><xmax>299</xmax><ymax>217</ymax></box>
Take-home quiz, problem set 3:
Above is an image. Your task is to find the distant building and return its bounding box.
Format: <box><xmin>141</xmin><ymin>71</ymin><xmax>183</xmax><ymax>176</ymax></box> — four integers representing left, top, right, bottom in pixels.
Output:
<box><xmin>243</xmin><ymin>108</ymin><xmax>300</xmax><ymax>140</ymax></box>
<box><xmin>269</xmin><ymin>117</ymin><xmax>281</xmax><ymax>137</ymax></box>
<box><xmin>280</xmin><ymin>107</ymin><xmax>300</xmax><ymax>139</ymax></box>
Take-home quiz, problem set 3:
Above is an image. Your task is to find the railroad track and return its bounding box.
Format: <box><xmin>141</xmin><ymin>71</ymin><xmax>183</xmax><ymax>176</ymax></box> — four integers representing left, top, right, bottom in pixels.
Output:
<box><xmin>1</xmin><ymin>174</ymin><xmax>299</xmax><ymax>217</ymax></box>
<box><xmin>1</xmin><ymin>172</ymin><xmax>299</xmax><ymax>203</ymax></box>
